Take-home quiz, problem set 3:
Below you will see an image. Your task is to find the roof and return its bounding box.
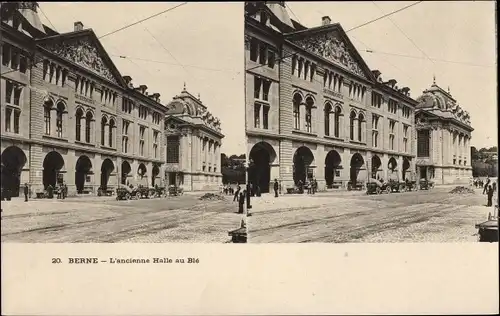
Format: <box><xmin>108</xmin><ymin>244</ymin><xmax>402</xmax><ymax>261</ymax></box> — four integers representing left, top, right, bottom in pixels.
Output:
<box><xmin>35</xmin><ymin>28</ymin><xmax>128</xmax><ymax>87</ymax></box>
<box><xmin>284</xmin><ymin>23</ymin><xmax>376</xmax><ymax>82</ymax></box>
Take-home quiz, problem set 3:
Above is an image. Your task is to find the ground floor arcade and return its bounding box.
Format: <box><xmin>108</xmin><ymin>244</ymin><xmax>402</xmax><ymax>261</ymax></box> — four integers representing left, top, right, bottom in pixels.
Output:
<box><xmin>247</xmin><ymin>137</ymin><xmax>417</xmax><ymax>193</ymax></box>
<box><xmin>1</xmin><ymin>141</ymin><xmax>164</xmax><ymax>197</ymax></box>
<box><xmin>416</xmin><ymin>164</ymin><xmax>472</xmax><ymax>185</ymax></box>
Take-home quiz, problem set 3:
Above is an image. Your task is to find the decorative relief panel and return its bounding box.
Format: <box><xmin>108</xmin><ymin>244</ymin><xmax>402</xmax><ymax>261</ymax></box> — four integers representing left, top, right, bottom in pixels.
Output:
<box><xmin>42</xmin><ymin>37</ymin><xmax>119</xmax><ymax>84</ymax></box>
<box><xmin>292</xmin><ymin>32</ymin><xmax>366</xmax><ymax>78</ymax></box>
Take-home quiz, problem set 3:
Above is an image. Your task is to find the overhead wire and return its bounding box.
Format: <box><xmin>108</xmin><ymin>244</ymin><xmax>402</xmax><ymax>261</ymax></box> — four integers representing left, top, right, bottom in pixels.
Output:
<box><xmin>97</xmin><ymin>2</ymin><xmax>188</xmax><ymax>39</ymax></box>
<box><xmin>38</xmin><ymin>5</ymin><xmax>57</xmax><ymax>32</ymax></box>
<box><xmin>144</xmin><ymin>27</ymin><xmax>191</xmax><ymax>77</ymax></box>
<box><xmin>362</xmin><ymin>49</ymin><xmax>495</xmax><ymax>68</ymax></box>
<box><xmin>370</xmin><ymin>1</ymin><xmax>434</xmax><ymax>66</ymax></box>
<box><xmin>247</xmin><ymin>1</ymin><xmax>423</xmax><ymax>73</ymax></box>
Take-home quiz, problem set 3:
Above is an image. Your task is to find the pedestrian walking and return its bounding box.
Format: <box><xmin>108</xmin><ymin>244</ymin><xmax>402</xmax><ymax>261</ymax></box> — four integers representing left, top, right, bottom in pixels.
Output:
<box><xmin>483</xmin><ymin>177</ymin><xmax>491</xmax><ymax>194</ymax></box>
<box><xmin>233</xmin><ymin>183</ymin><xmax>241</xmax><ymax>202</ymax></box>
<box><xmin>487</xmin><ymin>185</ymin><xmax>494</xmax><ymax>207</ymax></box>
<box><xmin>63</xmin><ymin>183</ymin><xmax>67</xmax><ymax>199</ymax></box>
<box><xmin>47</xmin><ymin>184</ymin><xmax>53</xmax><ymax>199</ymax></box>
<box><xmin>274</xmin><ymin>179</ymin><xmax>279</xmax><ymax>198</ymax></box>
<box><xmin>24</xmin><ymin>183</ymin><xmax>29</xmax><ymax>202</ymax></box>
<box><xmin>238</xmin><ymin>191</ymin><xmax>245</xmax><ymax>213</ymax></box>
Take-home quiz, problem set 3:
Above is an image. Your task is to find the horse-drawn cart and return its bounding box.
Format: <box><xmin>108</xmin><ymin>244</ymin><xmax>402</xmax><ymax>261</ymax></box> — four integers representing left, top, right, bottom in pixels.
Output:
<box><xmin>168</xmin><ymin>185</ymin><xmax>184</xmax><ymax>196</ymax></box>
<box><xmin>366</xmin><ymin>179</ymin><xmax>391</xmax><ymax>195</ymax></box>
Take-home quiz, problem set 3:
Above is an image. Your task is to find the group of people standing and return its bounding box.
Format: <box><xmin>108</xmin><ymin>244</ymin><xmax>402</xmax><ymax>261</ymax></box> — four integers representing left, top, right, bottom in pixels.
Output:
<box><xmin>478</xmin><ymin>176</ymin><xmax>497</xmax><ymax>207</ymax></box>
<box><xmin>296</xmin><ymin>178</ymin><xmax>318</xmax><ymax>195</ymax></box>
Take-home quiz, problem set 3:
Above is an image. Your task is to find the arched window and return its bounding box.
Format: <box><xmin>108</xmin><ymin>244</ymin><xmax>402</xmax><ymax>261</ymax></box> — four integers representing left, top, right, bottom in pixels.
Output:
<box><xmin>324</xmin><ymin>103</ymin><xmax>332</xmax><ymax>136</ymax></box>
<box><xmin>43</xmin><ymin>99</ymin><xmax>52</xmax><ymax>135</ymax></box>
<box><xmin>85</xmin><ymin>112</ymin><xmax>93</xmax><ymax>143</ymax></box>
<box><xmin>56</xmin><ymin>101</ymin><xmax>65</xmax><ymax>138</ymax></box>
<box><xmin>108</xmin><ymin>119</ymin><xmax>115</xmax><ymax>148</ymax></box>
<box><xmin>75</xmin><ymin>108</ymin><xmax>84</xmax><ymax>141</ymax></box>
<box><xmin>305</xmin><ymin>97</ymin><xmax>314</xmax><ymax>133</ymax></box>
<box><xmin>101</xmin><ymin>116</ymin><xmax>107</xmax><ymax>146</ymax></box>
<box><xmin>293</xmin><ymin>93</ymin><xmax>302</xmax><ymax>130</ymax></box>
<box><xmin>334</xmin><ymin>106</ymin><xmax>341</xmax><ymax>138</ymax></box>
<box><xmin>358</xmin><ymin>113</ymin><xmax>364</xmax><ymax>142</ymax></box>
<box><xmin>349</xmin><ymin>111</ymin><xmax>356</xmax><ymax>141</ymax></box>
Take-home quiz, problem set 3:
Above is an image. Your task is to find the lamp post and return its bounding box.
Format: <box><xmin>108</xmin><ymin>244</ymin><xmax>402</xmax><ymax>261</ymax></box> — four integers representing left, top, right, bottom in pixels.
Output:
<box><xmin>246</xmin><ymin>160</ymin><xmax>252</xmax><ymax>215</ymax></box>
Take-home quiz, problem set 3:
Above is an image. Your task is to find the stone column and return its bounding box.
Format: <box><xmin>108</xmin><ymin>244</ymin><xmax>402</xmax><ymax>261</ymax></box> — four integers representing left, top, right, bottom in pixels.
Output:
<box><xmin>339</xmin><ymin>114</ymin><xmax>344</xmax><ymax>139</ymax></box>
<box><xmin>300</xmin><ymin>103</ymin><xmax>306</xmax><ymax>131</ymax></box>
<box><xmin>352</xmin><ymin>118</ymin><xmax>357</xmax><ymax>141</ymax></box>
<box><xmin>328</xmin><ymin>112</ymin><xmax>334</xmax><ymax>137</ymax></box>
<box><xmin>50</xmin><ymin>108</ymin><xmax>57</xmax><ymax>137</ymax></box>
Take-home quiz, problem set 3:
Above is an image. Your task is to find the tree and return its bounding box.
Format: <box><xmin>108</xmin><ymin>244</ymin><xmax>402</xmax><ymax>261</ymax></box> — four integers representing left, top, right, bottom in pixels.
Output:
<box><xmin>471</xmin><ymin>146</ymin><xmax>479</xmax><ymax>160</ymax></box>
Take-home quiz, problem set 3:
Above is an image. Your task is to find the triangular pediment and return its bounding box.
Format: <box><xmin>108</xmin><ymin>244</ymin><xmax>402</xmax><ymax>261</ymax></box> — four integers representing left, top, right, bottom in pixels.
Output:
<box><xmin>37</xmin><ymin>30</ymin><xmax>125</xmax><ymax>86</ymax></box>
<box><xmin>286</xmin><ymin>25</ymin><xmax>374</xmax><ymax>80</ymax></box>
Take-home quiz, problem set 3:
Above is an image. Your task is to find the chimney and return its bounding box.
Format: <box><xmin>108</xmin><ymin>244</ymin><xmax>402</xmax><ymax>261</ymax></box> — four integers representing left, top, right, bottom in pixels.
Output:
<box><xmin>322</xmin><ymin>16</ymin><xmax>331</xmax><ymax>26</ymax></box>
<box><xmin>74</xmin><ymin>21</ymin><xmax>84</xmax><ymax>32</ymax></box>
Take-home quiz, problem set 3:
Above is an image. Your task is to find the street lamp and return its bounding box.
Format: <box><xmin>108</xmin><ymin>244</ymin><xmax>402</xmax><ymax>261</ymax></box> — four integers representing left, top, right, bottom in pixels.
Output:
<box><xmin>246</xmin><ymin>160</ymin><xmax>252</xmax><ymax>215</ymax></box>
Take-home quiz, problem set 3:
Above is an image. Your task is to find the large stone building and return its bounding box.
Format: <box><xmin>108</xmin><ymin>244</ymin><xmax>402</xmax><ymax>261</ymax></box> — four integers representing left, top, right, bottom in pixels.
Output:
<box><xmin>415</xmin><ymin>78</ymin><xmax>473</xmax><ymax>184</ymax></box>
<box><xmin>164</xmin><ymin>86</ymin><xmax>223</xmax><ymax>191</ymax></box>
<box><xmin>245</xmin><ymin>1</ymin><xmax>418</xmax><ymax>192</ymax></box>
<box><xmin>0</xmin><ymin>2</ymin><xmax>224</xmax><ymax>197</ymax></box>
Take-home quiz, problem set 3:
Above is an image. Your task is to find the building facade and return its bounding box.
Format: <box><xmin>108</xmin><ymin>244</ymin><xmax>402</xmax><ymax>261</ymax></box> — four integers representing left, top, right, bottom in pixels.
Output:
<box><xmin>245</xmin><ymin>1</ymin><xmax>418</xmax><ymax>192</ymax></box>
<box><xmin>415</xmin><ymin>79</ymin><xmax>473</xmax><ymax>184</ymax></box>
<box><xmin>1</xmin><ymin>2</ymin><xmax>167</xmax><ymax>197</ymax></box>
<box><xmin>164</xmin><ymin>87</ymin><xmax>224</xmax><ymax>191</ymax></box>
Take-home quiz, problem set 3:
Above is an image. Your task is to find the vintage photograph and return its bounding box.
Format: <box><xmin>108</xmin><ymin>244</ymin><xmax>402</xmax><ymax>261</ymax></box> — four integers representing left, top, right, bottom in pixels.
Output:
<box><xmin>244</xmin><ymin>1</ymin><xmax>498</xmax><ymax>243</ymax></box>
<box><xmin>0</xmin><ymin>2</ymin><xmax>247</xmax><ymax>243</ymax></box>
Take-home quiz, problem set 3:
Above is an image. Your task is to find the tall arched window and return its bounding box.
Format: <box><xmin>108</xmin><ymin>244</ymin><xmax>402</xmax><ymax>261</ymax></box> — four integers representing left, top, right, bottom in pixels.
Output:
<box><xmin>43</xmin><ymin>99</ymin><xmax>52</xmax><ymax>135</ymax></box>
<box><xmin>334</xmin><ymin>106</ymin><xmax>341</xmax><ymax>138</ymax></box>
<box><xmin>358</xmin><ymin>113</ymin><xmax>364</xmax><ymax>142</ymax></box>
<box><xmin>324</xmin><ymin>103</ymin><xmax>332</xmax><ymax>136</ymax></box>
<box><xmin>349</xmin><ymin>111</ymin><xmax>356</xmax><ymax>141</ymax></box>
<box><xmin>56</xmin><ymin>101</ymin><xmax>65</xmax><ymax>138</ymax></box>
<box><xmin>85</xmin><ymin>111</ymin><xmax>93</xmax><ymax>143</ymax></box>
<box><xmin>75</xmin><ymin>108</ymin><xmax>84</xmax><ymax>141</ymax></box>
<box><xmin>101</xmin><ymin>116</ymin><xmax>107</xmax><ymax>146</ymax></box>
<box><xmin>108</xmin><ymin>119</ymin><xmax>115</xmax><ymax>148</ymax></box>
<box><xmin>293</xmin><ymin>93</ymin><xmax>302</xmax><ymax>130</ymax></box>
<box><xmin>305</xmin><ymin>97</ymin><xmax>314</xmax><ymax>133</ymax></box>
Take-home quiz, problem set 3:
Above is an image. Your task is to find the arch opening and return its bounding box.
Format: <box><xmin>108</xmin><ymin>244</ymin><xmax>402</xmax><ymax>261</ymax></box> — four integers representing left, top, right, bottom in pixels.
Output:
<box><xmin>1</xmin><ymin>146</ymin><xmax>27</xmax><ymax>197</ymax></box>
<box><xmin>349</xmin><ymin>153</ymin><xmax>364</xmax><ymax>185</ymax></box>
<box><xmin>293</xmin><ymin>146</ymin><xmax>315</xmax><ymax>185</ymax></box>
<box><xmin>75</xmin><ymin>155</ymin><xmax>92</xmax><ymax>193</ymax></box>
<box><xmin>121</xmin><ymin>161</ymin><xmax>131</xmax><ymax>185</ymax></box>
<box><xmin>43</xmin><ymin>151</ymin><xmax>65</xmax><ymax>189</ymax></box>
<box><xmin>152</xmin><ymin>164</ymin><xmax>160</xmax><ymax>187</ymax></box>
<box><xmin>100</xmin><ymin>159</ymin><xmax>114</xmax><ymax>190</ymax></box>
<box><xmin>249</xmin><ymin>141</ymin><xmax>277</xmax><ymax>193</ymax></box>
<box><xmin>402</xmin><ymin>158</ymin><xmax>411</xmax><ymax>181</ymax></box>
<box><xmin>324</xmin><ymin>150</ymin><xmax>341</xmax><ymax>187</ymax></box>
<box><xmin>371</xmin><ymin>155</ymin><xmax>382</xmax><ymax>179</ymax></box>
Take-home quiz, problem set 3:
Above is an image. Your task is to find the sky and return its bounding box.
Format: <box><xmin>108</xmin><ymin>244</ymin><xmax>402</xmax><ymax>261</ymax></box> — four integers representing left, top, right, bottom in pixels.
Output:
<box><xmin>286</xmin><ymin>1</ymin><xmax>497</xmax><ymax>149</ymax></box>
<box><xmin>38</xmin><ymin>2</ymin><xmax>245</xmax><ymax>156</ymax></box>
<box><xmin>37</xmin><ymin>2</ymin><xmax>497</xmax><ymax>153</ymax></box>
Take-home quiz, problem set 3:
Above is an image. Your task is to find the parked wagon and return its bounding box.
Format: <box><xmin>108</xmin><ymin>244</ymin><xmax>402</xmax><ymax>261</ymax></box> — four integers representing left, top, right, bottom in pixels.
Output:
<box><xmin>419</xmin><ymin>178</ymin><xmax>434</xmax><ymax>190</ymax></box>
<box><xmin>400</xmin><ymin>180</ymin><xmax>417</xmax><ymax>192</ymax></box>
<box><xmin>116</xmin><ymin>185</ymin><xmax>133</xmax><ymax>200</ymax></box>
<box><xmin>151</xmin><ymin>186</ymin><xmax>166</xmax><ymax>198</ymax></box>
<box><xmin>366</xmin><ymin>178</ymin><xmax>391</xmax><ymax>195</ymax></box>
<box><xmin>347</xmin><ymin>180</ymin><xmax>364</xmax><ymax>191</ymax></box>
<box><xmin>168</xmin><ymin>185</ymin><xmax>184</xmax><ymax>196</ymax></box>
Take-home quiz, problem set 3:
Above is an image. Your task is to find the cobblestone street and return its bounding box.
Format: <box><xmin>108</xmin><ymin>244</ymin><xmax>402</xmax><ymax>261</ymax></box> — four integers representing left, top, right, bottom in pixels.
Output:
<box><xmin>1</xmin><ymin>194</ymin><xmax>244</xmax><ymax>243</ymax></box>
<box><xmin>249</xmin><ymin>187</ymin><xmax>496</xmax><ymax>243</ymax></box>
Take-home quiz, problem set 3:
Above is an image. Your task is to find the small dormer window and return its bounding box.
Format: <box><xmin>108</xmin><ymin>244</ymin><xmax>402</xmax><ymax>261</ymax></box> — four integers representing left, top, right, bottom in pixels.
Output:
<box><xmin>13</xmin><ymin>15</ymin><xmax>21</xmax><ymax>30</ymax></box>
<box><xmin>260</xmin><ymin>11</ymin><xmax>269</xmax><ymax>25</ymax></box>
